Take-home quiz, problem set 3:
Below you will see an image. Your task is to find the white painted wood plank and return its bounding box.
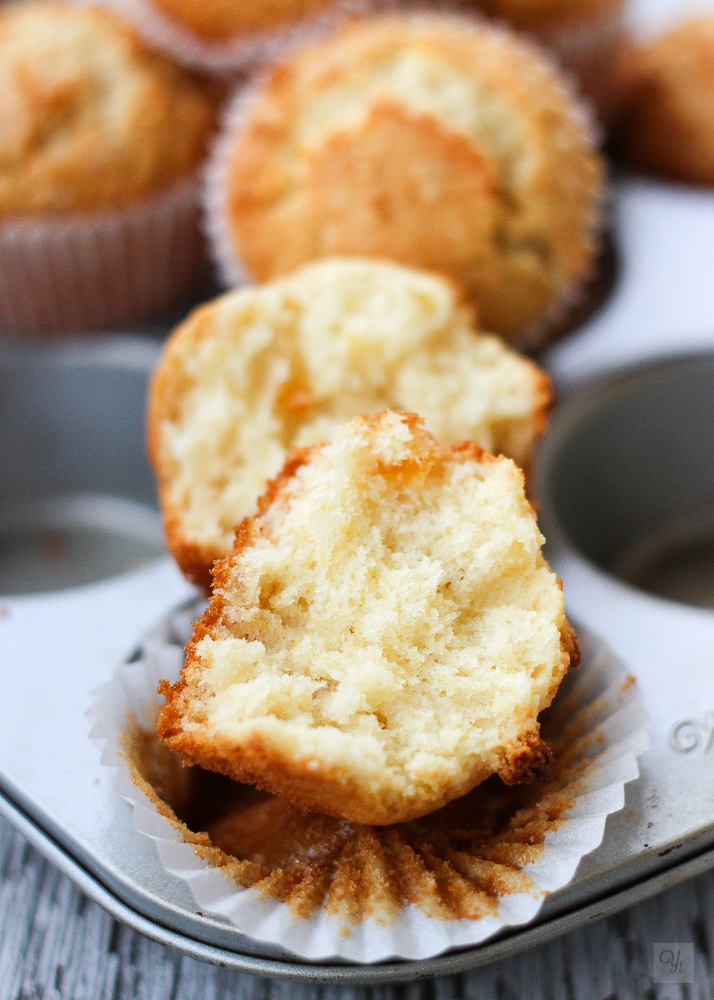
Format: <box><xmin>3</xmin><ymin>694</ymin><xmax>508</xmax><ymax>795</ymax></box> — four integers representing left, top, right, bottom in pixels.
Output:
<box><xmin>1</xmin><ymin>816</ymin><xmax>712</xmax><ymax>1000</ymax></box>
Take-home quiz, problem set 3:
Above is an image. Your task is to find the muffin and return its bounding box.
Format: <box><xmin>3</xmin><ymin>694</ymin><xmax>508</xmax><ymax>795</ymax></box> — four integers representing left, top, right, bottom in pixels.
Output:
<box><xmin>145</xmin><ymin>0</ymin><xmax>339</xmax><ymax>42</ymax></box>
<box><xmin>108</xmin><ymin>0</ymin><xmax>386</xmax><ymax>74</ymax></box>
<box><xmin>158</xmin><ymin>411</ymin><xmax>578</xmax><ymax>826</ymax></box>
<box><xmin>96</xmin><ymin>598</ymin><xmax>645</xmax><ymax>950</ymax></box>
<box><xmin>468</xmin><ymin>0</ymin><xmax>627</xmax><ymax>125</ymax></box>
<box><xmin>206</xmin><ymin>14</ymin><xmax>604</xmax><ymax>346</ymax></box>
<box><xmin>616</xmin><ymin>19</ymin><xmax>714</xmax><ymax>186</ymax></box>
<box><xmin>0</xmin><ymin>0</ymin><xmax>216</xmax><ymax>333</ymax></box>
<box><xmin>148</xmin><ymin>258</ymin><xmax>551</xmax><ymax>588</ymax></box>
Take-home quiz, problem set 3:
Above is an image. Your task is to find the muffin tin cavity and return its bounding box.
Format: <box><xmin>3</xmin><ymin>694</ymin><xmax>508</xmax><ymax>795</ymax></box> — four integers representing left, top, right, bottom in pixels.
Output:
<box><xmin>539</xmin><ymin>353</ymin><xmax>714</xmax><ymax>609</ymax></box>
<box><xmin>0</xmin><ymin>343</ymin><xmax>164</xmax><ymax>596</ymax></box>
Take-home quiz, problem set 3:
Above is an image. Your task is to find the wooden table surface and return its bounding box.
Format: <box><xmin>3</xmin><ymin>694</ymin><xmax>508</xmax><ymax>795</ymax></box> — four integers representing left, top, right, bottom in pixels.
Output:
<box><xmin>1</xmin><ymin>814</ymin><xmax>712</xmax><ymax>1000</ymax></box>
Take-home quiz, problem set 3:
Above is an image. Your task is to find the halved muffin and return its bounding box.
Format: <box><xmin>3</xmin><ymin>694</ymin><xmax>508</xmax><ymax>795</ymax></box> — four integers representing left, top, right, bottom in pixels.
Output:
<box><xmin>158</xmin><ymin>411</ymin><xmax>578</xmax><ymax>826</ymax></box>
<box><xmin>148</xmin><ymin>258</ymin><xmax>551</xmax><ymax>589</ymax></box>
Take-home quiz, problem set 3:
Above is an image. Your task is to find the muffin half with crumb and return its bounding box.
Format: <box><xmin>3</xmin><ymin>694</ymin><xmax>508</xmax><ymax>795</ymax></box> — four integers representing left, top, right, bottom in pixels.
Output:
<box><xmin>158</xmin><ymin>411</ymin><xmax>578</xmax><ymax>826</ymax></box>
<box><xmin>148</xmin><ymin>258</ymin><xmax>551</xmax><ymax>588</ymax></box>
<box><xmin>207</xmin><ymin>13</ymin><xmax>604</xmax><ymax>345</ymax></box>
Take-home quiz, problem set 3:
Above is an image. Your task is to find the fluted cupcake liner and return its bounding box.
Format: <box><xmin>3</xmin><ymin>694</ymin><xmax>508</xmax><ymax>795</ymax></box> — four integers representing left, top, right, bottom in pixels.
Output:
<box><xmin>89</xmin><ymin>599</ymin><xmax>648</xmax><ymax>962</ymax></box>
<box><xmin>0</xmin><ymin>175</ymin><xmax>206</xmax><ymax>336</ymax></box>
<box><xmin>203</xmin><ymin>78</ymin><xmax>263</xmax><ymax>289</ymax></box>
<box><xmin>101</xmin><ymin>0</ymin><xmax>396</xmax><ymax>76</ymax></box>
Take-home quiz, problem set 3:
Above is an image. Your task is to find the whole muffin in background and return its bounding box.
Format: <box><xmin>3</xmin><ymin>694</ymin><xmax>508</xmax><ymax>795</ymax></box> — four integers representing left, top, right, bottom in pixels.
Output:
<box><xmin>616</xmin><ymin>18</ymin><xmax>714</xmax><ymax>186</ymax></box>
<box><xmin>105</xmin><ymin>0</ymin><xmax>388</xmax><ymax>73</ymax></box>
<box><xmin>0</xmin><ymin>1</ymin><xmax>215</xmax><ymax>214</ymax></box>
<box><xmin>148</xmin><ymin>258</ymin><xmax>551</xmax><ymax>588</ymax></box>
<box><xmin>148</xmin><ymin>0</ymin><xmax>338</xmax><ymax>42</ymax></box>
<box><xmin>207</xmin><ymin>14</ymin><xmax>604</xmax><ymax>347</ymax></box>
<box><xmin>148</xmin><ymin>0</ymin><xmax>332</xmax><ymax>41</ymax></box>
<box><xmin>158</xmin><ymin>410</ymin><xmax>578</xmax><ymax>826</ymax></box>
<box><xmin>466</xmin><ymin>0</ymin><xmax>627</xmax><ymax>126</ymax></box>
<box><xmin>0</xmin><ymin>0</ymin><xmax>216</xmax><ymax>333</ymax></box>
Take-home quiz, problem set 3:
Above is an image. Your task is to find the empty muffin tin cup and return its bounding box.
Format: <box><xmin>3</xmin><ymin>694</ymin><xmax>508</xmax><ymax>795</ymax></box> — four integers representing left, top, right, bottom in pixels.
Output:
<box><xmin>0</xmin><ymin>342</ymin><xmax>165</xmax><ymax>597</ymax></box>
<box><xmin>537</xmin><ymin>352</ymin><xmax>714</xmax><ymax>610</ymax></box>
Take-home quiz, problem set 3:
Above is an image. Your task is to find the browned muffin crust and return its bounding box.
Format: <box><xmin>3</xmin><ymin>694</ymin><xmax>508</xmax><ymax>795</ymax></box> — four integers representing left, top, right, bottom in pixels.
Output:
<box><xmin>158</xmin><ymin>412</ymin><xmax>577</xmax><ymax>825</ymax></box>
<box><xmin>128</xmin><ymin>660</ymin><xmax>592</xmax><ymax>925</ymax></box>
<box><xmin>148</xmin><ymin>259</ymin><xmax>552</xmax><ymax>590</ymax></box>
<box><xmin>0</xmin><ymin>1</ymin><xmax>216</xmax><ymax>215</ymax></box>
<box><xmin>149</xmin><ymin>0</ymin><xmax>335</xmax><ymax>42</ymax></box>
<box><xmin>470</xmin><ymin>0</ymin><xmax>623</xmax><ymax>31</ymax></box>
<box><xmin>218</xmin><ymin>14</ymin><xmax>604</xmax><ymax>342</ymax></box>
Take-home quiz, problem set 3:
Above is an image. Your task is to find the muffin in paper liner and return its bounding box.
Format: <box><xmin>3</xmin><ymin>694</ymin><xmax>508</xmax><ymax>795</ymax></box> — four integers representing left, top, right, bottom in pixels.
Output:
<box><xmin>0</xmin><ymin>175</ymin><xmax>206</xmax><ymax>336</ymax></box>
<box><xmin>202</xmin><ymin>23</ymin><xmax>608</xmax><ymax>354</ymax></box>
<box><xmin>101</xmin><ymin>0</ymin><xmax>396</xmax><ymax>75</ymax></box>
<box><xmin>88</xmin><ymin>600</ymin><xmax>648</xmax><ymax>963</ymax></box>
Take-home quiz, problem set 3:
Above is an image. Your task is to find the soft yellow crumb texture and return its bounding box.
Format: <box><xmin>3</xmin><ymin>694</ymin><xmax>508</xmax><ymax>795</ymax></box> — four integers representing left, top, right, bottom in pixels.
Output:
<box><xmin>149</xmin><ymin>258</ymin><xmax>550</xmax><ymax>584</ymax></box>
<box><xmin>158</xmin><ymin>411</ymin><xmax>575</xmax><ymax>824</ymax></box>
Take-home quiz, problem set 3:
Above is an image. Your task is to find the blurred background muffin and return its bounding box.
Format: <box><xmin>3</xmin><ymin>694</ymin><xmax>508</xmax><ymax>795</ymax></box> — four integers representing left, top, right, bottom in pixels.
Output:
<box><xmin>466</xmin><ymin>0</ymin><xmax>628</xmax><ymax>127</ymax></box>
<box><xmin>0</xmin><ymin>0</ymin><xmax>217</xmax><ymax>334</ymax></box>
<box><xmin>105</xmin><ymin>0</ymin><xmax>391</xmax><ymax>74</ymax></box>
<box><xmin>615</xmin><ymin>17</ymin><xmax>714</xmax><ymax>186</ymax></box>
<box><xmin>146</xmin><ymin>0</ymin><xmax>340</xmax><ymax>42</ymax></box>
<box><xmin>206</xmin><ymin>14</ymin><xmax>605</xmax><ymax>349</ymax></box>
<box><xmin>148</xmin><ymin>258</ymin><xmax>551</xmax><ymax>587</ymax></box>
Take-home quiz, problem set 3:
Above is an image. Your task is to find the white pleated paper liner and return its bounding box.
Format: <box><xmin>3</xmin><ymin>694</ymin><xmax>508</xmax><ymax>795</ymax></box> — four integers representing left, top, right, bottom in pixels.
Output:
<box><xmin>0</xmin><ymin>175</ymin><xmax>206</xmax><ymax>336</ymax></box>
<box><xmin>202</xmin><ymin>76</ymin><xmax>261</xmax><ymax>290</ymax></box>
<box><xmin>89</xmin><ymin>601</ymin><xmax>649</xmax><ymax>963</ymax></box>
<box><xmin>100</xmin><ymin>0</ymin><xmax>395</xmax><ymax>75</ymax></box>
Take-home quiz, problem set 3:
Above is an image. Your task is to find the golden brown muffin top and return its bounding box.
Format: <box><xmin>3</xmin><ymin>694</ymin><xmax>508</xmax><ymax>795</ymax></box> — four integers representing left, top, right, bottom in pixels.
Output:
<box><xmin>219</xmin><ymin>14</ymin><xmax>603</xmax><ymax>343</ymax></box>
<box><xmin>618</xmin><ymin>18</ymin><xmax>714</xmax><ymax>186</ymax></box>
<box><xmin>149</xmin><ymin>0</ymin><xmax>335</xmax><ymax>43</ymax></box>
<box><xmin>0</xmin><ymin>1</ymin><xmax>217</xmax><ymax>215</ymax></box>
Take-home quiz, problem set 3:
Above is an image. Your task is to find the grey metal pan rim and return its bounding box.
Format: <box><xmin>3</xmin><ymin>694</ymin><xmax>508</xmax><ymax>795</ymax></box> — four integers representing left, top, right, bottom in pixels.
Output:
<box><xmin>2</xmin><ymin>785</ymin><xmax>713</xmax><ymax>986</ymax></box>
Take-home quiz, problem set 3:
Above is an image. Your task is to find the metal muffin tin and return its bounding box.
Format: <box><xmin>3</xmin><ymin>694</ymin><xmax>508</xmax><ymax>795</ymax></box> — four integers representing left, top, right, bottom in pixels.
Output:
<box><xmin>2</xmin><ymin>82</ymin><xmax>714</xmax><ymax>988</ymax></box>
